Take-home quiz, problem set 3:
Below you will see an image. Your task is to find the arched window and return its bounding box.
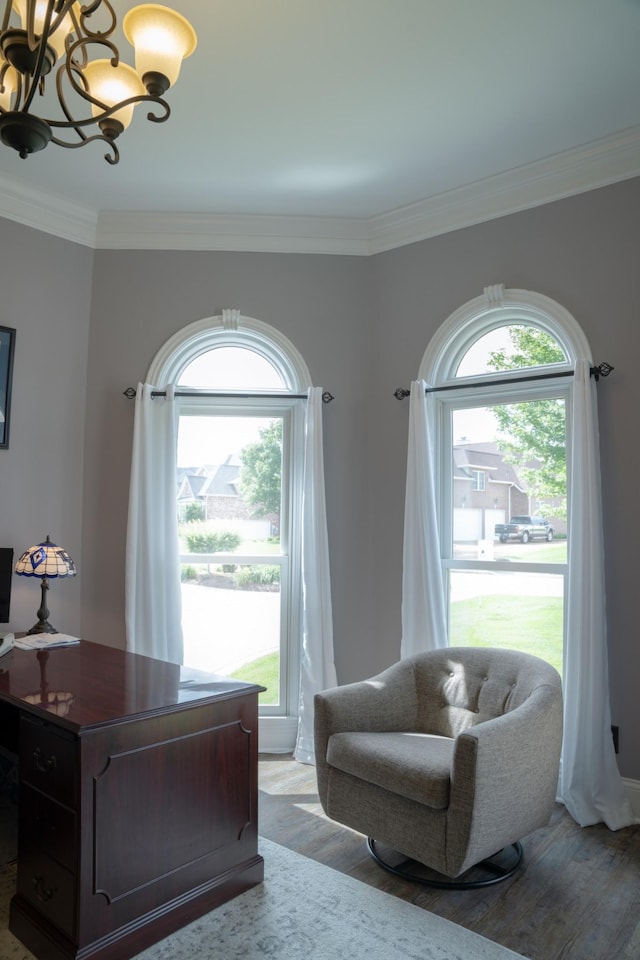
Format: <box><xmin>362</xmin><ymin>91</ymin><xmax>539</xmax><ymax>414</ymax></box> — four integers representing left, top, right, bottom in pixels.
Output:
<box><xmin>418</xmin><ymin>286</ymin><xmax>584</xmax><ymax>676</ymax></box>
<box><xmin>402</xmin><ymin>284</ymin><xmax>633</xmax><ymax>829</ymax></box>
<box><xmin>147</xmin><ymin>310</ymin><xmax>314</xmax><ymax>751</ymax></box>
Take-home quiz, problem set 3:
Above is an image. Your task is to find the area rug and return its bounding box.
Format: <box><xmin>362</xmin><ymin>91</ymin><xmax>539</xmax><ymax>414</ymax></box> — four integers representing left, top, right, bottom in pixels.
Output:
<box><xmin>0</xmin><ymin>836</ymin><xmax>527</xmax><ymax>960</ymax></box>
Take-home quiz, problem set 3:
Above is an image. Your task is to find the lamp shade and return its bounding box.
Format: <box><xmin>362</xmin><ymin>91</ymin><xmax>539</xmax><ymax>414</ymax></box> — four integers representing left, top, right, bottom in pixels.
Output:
<box><xmin>15</xmin><ymin>536</ymin><xmax>76</xmax><ymax>579</ymax></box>
<box><xmin>0</xmin><ymin>65</ymin><xmax>18</xmax><ymax>110</ymax></box>
<box><xmin>123</xmin><ymin>4</ymin><xmax>197</xmax><ymax>89</ymax></box>
<box><xmin>12</xmin><ymin>0</ymin><xmax>77</xmax><ymax>62</ymax></box>
<box><xmin>83</xmin><ymin>59</ymin><xmax>145</xmax><ymax>131</ymax></box>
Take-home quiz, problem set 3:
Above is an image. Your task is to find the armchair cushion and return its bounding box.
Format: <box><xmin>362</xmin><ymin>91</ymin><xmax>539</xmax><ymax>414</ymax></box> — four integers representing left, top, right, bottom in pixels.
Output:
<box><xmin>327</xmin><ymin>731</ymin><xmax>454</xmax><ymax>809</ymax></box>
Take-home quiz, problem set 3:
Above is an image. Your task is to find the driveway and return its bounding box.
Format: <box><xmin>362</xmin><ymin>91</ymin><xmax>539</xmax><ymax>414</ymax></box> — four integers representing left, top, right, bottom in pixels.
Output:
<box><xmin>181</xmin><ymin>582</ymin><xmax>280</xmax><ymax>674</ymax></box>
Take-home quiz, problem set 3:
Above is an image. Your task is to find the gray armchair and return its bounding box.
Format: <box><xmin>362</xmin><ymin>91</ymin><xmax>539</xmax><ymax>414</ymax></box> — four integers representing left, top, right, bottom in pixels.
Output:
<box><xmin>314</xmin><ymin>647</ymin><xmax>563</xmax><ymax>887</ymax></box>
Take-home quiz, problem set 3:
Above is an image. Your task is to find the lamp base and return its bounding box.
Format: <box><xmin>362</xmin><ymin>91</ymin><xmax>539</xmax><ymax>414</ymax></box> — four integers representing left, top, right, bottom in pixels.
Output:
<box><xmin>27</xmin><ymin>577</ymin><xmax>56</xmax><ymax>634</ymax></box>
<box><xmin>27</xmin><ymin>620</ymin><xmax>57</xmax><ymax>636</ymax></box>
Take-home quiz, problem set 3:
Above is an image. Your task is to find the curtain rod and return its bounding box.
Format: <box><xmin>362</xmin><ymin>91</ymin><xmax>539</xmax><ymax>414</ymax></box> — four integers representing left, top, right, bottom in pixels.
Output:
<box><xmin>123</xmin><ymin>387</ymin><xmax>335</xmax><ymax>403</ymax></box>
<box><xmin>393</xmin><ymin>362</ymin><xmax>614</xmax><ymax>400</ymax></box>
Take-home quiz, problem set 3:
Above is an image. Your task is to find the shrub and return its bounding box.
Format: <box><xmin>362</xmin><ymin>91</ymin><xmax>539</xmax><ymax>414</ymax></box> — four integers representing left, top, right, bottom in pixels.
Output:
<box><xmin>182</xmin><ymin>501</ymin><xmax>205</xmax><ymax>523</ymax></box>
<box><xmin>180</xmin><ymin>565</ymin><xmax>198</xmax><ymax>582</ymax></box>
<box><xmin>181</xmin><ymin>524</ymin><xmax>241</xmax><ymax>554</ymax></box>
<box><xmin>234</xmin><ymin>565</ymin><xmax>280</xmax><ymax>588</ymax></box>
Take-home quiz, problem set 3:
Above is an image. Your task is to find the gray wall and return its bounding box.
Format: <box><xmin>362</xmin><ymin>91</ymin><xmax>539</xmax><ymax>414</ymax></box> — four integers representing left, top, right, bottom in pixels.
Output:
<box><xmin>368</xmin><ymin>177</ymin><xmax>640</xmax><ymax>780</ymax></box>
<box><xmin>1</xmin><ymin>176</ymin><xmax>638</xmax><ymax>780</ymax></box>
<box><xmin>80</xmin><ymin>251</ymin><xmax>376</xmax><ymax>685</ymax></box>
<box><xmin>0</xmin><ymin>221</ymin><xmax>93</xmax><ymax>637</ymax></box>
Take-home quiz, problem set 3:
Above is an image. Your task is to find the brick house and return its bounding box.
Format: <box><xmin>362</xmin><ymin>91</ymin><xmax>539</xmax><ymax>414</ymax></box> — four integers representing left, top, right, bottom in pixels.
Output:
<box><xmin>454</xmin><ymin>441</ymin><xmax>566</xmax><ymax>542</ymax></box>
<box><xmin>177</xmin><ymin>456</ymin><xmax>278</xmax><ymax>539</ymax></box>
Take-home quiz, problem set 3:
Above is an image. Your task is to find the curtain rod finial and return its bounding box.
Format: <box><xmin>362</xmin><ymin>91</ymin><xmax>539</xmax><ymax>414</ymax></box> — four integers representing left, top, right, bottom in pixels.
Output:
<box><xmin>123</xmin><ymin>387</ymin><xmax>137</xmax><ymax>399</ymax></box>
<box><xmin>590</xmin><ymin>362</ymin><xmax>614</xmax><ymax>381</ymax></box>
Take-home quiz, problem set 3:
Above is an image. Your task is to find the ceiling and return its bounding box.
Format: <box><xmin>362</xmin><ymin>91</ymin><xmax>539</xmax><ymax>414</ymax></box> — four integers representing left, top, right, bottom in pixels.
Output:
<box><xmin>1</xmin><ymin>0</ymin><xmax>640</xmax><ymax>252</ymax></box>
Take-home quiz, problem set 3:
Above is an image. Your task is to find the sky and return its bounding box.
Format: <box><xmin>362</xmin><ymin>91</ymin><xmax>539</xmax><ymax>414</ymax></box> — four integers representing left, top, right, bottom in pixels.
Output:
<box><xmin>178</xmin><ymin>416</ymin><xmax>271</xmax><ymax>468</ymax></box>
<box><xmin>176</xmin><ymin>346</ymin><xmax>284</xmax><ymax>467</ymax></box>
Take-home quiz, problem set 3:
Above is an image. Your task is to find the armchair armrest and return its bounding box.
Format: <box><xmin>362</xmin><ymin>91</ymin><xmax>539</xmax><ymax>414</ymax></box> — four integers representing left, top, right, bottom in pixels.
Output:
<box><xmin>446</xmin><ymin>681</ymin><xmax>563</xmax><ymax>875</ymax></box>
<box><xmin>314</xmin><ymin>658</ymin><xmax>420</xmax><ymax>807</ymax></box>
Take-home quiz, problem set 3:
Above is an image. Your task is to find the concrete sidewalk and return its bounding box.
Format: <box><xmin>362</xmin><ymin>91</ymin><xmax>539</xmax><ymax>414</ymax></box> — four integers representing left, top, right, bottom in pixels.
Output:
<box><xmin>181</xmin><ymin>582</ymin><xmax>280</xmax><ymax>675</ymax></box>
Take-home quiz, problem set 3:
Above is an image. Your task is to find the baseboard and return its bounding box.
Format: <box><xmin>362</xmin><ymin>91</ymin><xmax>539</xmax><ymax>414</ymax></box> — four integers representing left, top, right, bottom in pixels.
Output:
<box><xmin>258</xmin><ymin>716</ymin><xmax>298</xmax><ymax>754</ymax></box>
<box><xmin>623</xmin><ymin>778</ymin><xmax>640</xmax><ymax>822</ymax></box>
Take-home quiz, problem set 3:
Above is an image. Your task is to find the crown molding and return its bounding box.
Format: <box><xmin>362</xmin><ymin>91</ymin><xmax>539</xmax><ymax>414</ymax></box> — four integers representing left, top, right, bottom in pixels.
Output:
<box><xmin>1</xmin><ymin>124</ymin><xmax>639</xmax><ymax>255</ymax></box>
<box><xmin>0</xmin><ymin>170</ymin><xmax>97</xmax><ymax>247</ymax></box>
<box><xmin>95</xmin><ymin>210</ymin><xmax>371</xmax><ymax>256</ymax></box>
<box><xmin>367</xmin><ymin>124</ymin><xmax>640</xmax><ymax>254</ymax></box>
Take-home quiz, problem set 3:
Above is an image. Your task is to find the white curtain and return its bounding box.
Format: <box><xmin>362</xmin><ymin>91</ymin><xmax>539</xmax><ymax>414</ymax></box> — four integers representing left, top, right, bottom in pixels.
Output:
<box><xmin>401</xmin><ymin>380</ymin><xmax>448</xmax><ymax>658</ymax></box>
<box><xmin>125</xmin><ymin>383</ymin><xmax>184</xmax><ymax>664</ymax></box>
<box><xmin>294</xmin><ymin>387</ymin><xmax>337</xmax><ymax>764</ymax></box>
<box><xmin>559</xmin><ymin>360</ymin><xmax>634</xmax><ymax>829</ymax></box>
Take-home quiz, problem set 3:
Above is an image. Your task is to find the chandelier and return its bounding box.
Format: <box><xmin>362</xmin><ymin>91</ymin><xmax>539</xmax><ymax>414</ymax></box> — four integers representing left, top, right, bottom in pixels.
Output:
<box><xmin>0</xmin><ymin>1</ymin><xmax>196</xmax><ymax>163</ymax></box>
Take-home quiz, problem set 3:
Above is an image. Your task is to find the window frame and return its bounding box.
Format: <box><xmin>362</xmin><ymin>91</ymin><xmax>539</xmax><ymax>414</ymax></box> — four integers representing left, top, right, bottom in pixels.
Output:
<box><xmin>419</xmin><ymin>285</ymin><xmax>590</xmax><ymax>663</ymax></box>
<box><xmin>147</xmin><ymin>311</ymin><xmax>312</xmax><ymax>750</ymax></box>
<box><xmin>471</xmin><ymin>469</ymin><xmax>486</xmax><ymax>492</ymax></box>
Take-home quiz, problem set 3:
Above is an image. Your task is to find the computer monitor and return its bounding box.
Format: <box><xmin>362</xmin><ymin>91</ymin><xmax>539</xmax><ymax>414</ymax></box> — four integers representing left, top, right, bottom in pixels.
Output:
<box><xmin>0</xmin><ymin>548</ymin><xmax>13</xmax><ymax>623</ymax></box>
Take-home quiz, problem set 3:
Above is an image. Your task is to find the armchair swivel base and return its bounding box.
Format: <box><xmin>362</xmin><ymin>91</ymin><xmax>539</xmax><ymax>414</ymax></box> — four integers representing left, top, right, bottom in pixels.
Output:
<box><xmin>366</xmin><ymin>837</ymin><xmax>523</xmax><ymax>889</ymax></box>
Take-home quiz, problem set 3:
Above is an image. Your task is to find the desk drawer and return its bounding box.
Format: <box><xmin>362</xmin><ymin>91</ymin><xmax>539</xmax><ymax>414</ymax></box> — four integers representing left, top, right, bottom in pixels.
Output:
<box><xmin>20</xmin><ymin>785</ymin><xmax>76</xmax><ymax>873</ymax></box>
<box><xmin>20</xmin><ymin>716</ymin><xmax>77</xmax><ymax>808</ymax></box>
<box><xmin>17</xmin><ymin>849</ymin><xmax>76</xmax><ymax>939</ymax></box>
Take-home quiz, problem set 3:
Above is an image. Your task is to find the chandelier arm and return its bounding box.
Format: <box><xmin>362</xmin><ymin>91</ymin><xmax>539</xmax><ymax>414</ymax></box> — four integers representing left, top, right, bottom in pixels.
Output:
<box><xmin>77</xmin><ymin>0</ymin><xmax>117</xmax><ymax>40</ymax></box>
<box><xmin>19</xmin><ymin>1</ymin><xmax>56</xmax><ymax>114</ymax></box>
<box><xmin>65</xmin><ymin>32</ymin><xmax>119</xmax><ymax>71</ymax></box>
<box><xmin>54</xmin><ymin>60</ymin><xmax>90</xmax><ymax>141</ymax></box>
<box><xmin>1</xmin><ymin>2</ymin><xmax>11</xmax><ymax>33</ymax></box>
<box><xmin>49</xmin><ymin>128</ymin><xmax>119</xmax><ymax>164</ymax></box>
<box><xmin>61</xmin><ymin>35</ymin><xmax>121</xmax><ymax>114</ymax></box>
<box><xmin>49</xmin><ymin>0</ymin><xmax>79</xmax><ymax>36</ymax></box>
<box><xmin>144</xmin><ymin>101</ymin><xmax>171</xmax><ymax>124</ymax></box>
<box><xmin>46</xmin><ymin>93</ymin><xmax>170</xmax><ymax>128</ymax></box>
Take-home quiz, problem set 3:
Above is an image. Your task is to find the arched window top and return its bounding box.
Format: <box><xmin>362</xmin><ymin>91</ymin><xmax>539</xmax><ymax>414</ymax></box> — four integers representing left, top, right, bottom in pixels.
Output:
<box><xmin>179</xmin><ymin>347</ymin><xmax>286</xmax><ymax>390</ymax></box>
<box><xmin>147</xmin><ymin>309</ymin><xmax>312</xmax><ymax>392</ymax></box>
<box><xmin>455</xmin><ymin>324</ymin><xmax>567</xmax><ymax>378</ymax></box>
<box><xmin>420</xmin><ymin>285</ymin><xmax>591</xmax><ymax>386</ymax></box>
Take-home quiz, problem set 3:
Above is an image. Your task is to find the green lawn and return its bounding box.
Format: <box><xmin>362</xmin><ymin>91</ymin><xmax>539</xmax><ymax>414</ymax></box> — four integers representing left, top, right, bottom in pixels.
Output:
<box><xmin>231</xmin><ymin>651</ymin><xmax>280</xmax><ymax>704</ymax></box>
<box><xmin>237</xmin><ymin>539</ymin><xmax>281</xmax><ymax>555</ymax></box>
<box><xmin>230</xmin><ymin>590</ymin><xmax>564</xmax><ymax>700</ymax></box>
<box><xmin>450</xmin><ymin>594</ymin><xmax>563</xmax><ymax>675</ymax></box>
<box><xmin>495</xmin><ymin>540</ymin><xmax>567</xmax><ymax>564</ymax></box>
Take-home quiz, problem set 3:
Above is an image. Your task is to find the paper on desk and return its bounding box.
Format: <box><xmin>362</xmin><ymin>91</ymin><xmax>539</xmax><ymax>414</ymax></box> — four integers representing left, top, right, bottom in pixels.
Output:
<box><xmin>14</xmin><ymin>633</ymin><xmax>81</xmax><ymax>650</ymax></box>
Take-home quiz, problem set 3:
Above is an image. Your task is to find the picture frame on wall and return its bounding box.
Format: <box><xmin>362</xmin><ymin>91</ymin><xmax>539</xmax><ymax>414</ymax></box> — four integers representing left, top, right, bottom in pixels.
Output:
<box><xmin>0</xmin><ymin>326</ymin><xmax>16</xmax><ymax>450</ymax></box>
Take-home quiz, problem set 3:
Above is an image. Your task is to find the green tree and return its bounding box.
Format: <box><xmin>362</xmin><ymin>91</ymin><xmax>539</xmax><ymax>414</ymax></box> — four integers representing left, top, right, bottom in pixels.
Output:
<box><xmin>239</xmin><ymin>420</ymin><xmax>282</xmax><ymax>518</ymax></box>
<box><xmin>488</xmin><ymin>327</ymin><xmax>567</xmax><ymax>512</ymax></box>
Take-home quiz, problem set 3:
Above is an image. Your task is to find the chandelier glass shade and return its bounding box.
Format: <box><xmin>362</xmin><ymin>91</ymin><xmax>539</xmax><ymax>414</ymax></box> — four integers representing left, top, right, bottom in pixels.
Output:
<box><xmin>0</xmin><ymin>1</ymin><xmax>197</xmax><ymax>163</ymax></box>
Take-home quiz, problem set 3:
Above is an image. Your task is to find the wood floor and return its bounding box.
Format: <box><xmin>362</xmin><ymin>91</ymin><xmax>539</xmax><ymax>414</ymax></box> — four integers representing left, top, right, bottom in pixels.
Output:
<box><xmin>258</xmin><ymin>754</ymin><xmax>640</xmax><ymax>960</ymax></box>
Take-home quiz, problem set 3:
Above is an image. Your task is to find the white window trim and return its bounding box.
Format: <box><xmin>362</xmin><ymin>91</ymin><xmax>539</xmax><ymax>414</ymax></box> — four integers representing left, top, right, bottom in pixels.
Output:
<box><xmin>419</xmin><ymin>284</ymin><xmax>588</xmax><ymax>648</ymax></box>
<box><xmin>147</xmin><ymin>311</ymin><xmax>312</xmax><ymax>753</ymax></box>
<box><xmin>147</xmin><ymin>310</ymin><xmax>312</xmax><ymax>390</ymax></box>
<box><xmin>421</xmin><ymin>285</ymin><xmax>590</xmax><ymax>385</ymax></box>
<box><xmin>471</xmin><ymin>470</ymin><xmax>485</xmax><ymax>492</ymax></box>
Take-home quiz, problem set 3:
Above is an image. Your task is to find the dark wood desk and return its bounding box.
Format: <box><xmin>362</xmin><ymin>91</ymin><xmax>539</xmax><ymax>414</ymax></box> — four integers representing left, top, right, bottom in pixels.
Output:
<box><xmin>0</xmin><ymin>640</ymin><xmax>264</xmax><ymax>960</ymax></box>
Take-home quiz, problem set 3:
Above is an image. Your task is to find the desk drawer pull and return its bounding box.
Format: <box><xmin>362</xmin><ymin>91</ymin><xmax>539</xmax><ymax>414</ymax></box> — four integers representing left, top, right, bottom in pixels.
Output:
<box><xmin>33</xmin><ymin>875</ymin><xmax>54</xmax><ymax>902</ymax></box>
<box><xmin>33</xmin><ymin>747</ymin><xmax>57</xmax><ymax>774</ymax></box>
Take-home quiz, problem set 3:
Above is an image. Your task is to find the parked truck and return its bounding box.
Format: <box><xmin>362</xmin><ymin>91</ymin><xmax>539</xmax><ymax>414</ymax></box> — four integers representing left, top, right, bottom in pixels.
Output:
<box><xmin>494</xmin><ymin>515</ymin><xmax>554</xmax><ymax>543</ymax></box>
